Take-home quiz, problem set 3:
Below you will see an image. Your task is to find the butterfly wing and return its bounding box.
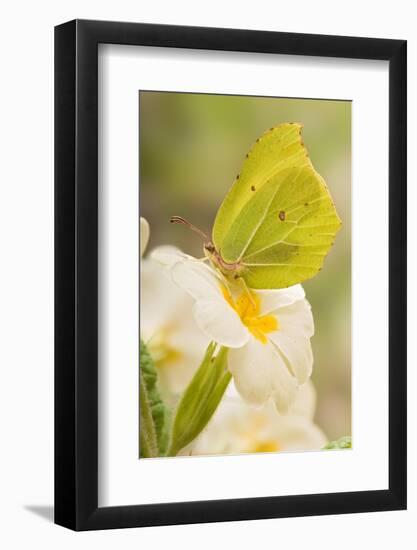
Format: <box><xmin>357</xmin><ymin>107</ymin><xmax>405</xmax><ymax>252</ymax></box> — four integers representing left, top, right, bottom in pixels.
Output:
<box><xmin>212</xmin><ymin>123</ymin><xmax>341</xmax><ymax>289</ymax></box>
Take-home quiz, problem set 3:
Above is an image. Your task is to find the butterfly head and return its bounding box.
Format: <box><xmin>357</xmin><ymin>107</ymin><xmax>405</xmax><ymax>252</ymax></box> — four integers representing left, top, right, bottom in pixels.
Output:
<box><xmin>203</xmin><ymin>241</ymin><xmax>220</xmax><ymax>266</ymax></box>
<box><xmin>203</xmin><ymin>242</ymin><xmax>216</xmax><ymax>255</ymax></box>
<box><xmin>170</xmin><ymin>215</ymin><xmax>243</xmax><ymax>277</ymax></box>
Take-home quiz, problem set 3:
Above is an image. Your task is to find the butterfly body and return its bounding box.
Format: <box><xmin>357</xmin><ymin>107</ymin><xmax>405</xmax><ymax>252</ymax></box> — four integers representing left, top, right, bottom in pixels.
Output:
<box><xmin>204</xmin><ymin>242</ymin><xmax>246</xmax><ymax>277</ymax></box>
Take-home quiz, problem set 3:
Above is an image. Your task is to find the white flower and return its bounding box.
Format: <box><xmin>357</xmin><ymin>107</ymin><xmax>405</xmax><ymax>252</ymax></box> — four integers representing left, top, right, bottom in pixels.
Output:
<box><xmin>151</xmin><ymin>249</ymin><xmax>314</xmax><ymax>414</ymax></box>
<box><xmin>141</xmin><ymin>254</ymin><xmax>209</xmax><ymax>396</ymax></box>
<box><xmin>140</xmin><ymin>220</ymin><xmax>209</xmax><ymax>396</ymax></box>
<box><xmin>184</xmin><ymin>381</ymin><xmax>327</xmax><ymax>456</ymax></box>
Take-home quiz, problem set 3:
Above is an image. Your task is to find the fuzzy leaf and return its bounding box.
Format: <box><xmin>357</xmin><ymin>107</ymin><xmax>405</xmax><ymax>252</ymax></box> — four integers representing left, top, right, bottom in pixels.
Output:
<box><xmin>323</xmin><ymin>436</ymin><xmax>352</xmax><ymax>450</ymax></box>
<box><xmin>139</xmin><ymin>339</ymin><xmax>170</xmax><ymax>457</ymax></box>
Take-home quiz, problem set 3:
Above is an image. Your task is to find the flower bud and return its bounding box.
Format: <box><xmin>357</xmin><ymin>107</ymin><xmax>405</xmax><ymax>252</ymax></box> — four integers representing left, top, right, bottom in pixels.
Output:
<box><xmin>168</xmin><ymin>343</ymin><xmax>230</xmax><ymax>456</ymax></box>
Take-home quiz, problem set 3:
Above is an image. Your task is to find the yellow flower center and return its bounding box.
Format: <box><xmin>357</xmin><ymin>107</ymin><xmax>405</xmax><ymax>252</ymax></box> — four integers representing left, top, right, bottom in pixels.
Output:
<box><xmin>251</xmin><ymin>440</ymin><xmax>281</xmax><ymax>453</ymax></box>
<box><xmin>221</xmin><ymin>285</ymin><xmax>278</xmax><ymax>344</ymax></box>
<box><xmin>238</xmin><ymin>416</ymin><xmax>281</xmax><ymax>454</ymax></box>
<box><xmin>148</xmin><ymin>326</ymin><xmax>181</xmax><ymax>369</ymax></box>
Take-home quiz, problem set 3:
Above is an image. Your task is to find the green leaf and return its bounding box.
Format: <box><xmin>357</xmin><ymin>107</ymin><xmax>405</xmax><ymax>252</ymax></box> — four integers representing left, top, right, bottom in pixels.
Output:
<box><xmin>211</xmin><ymin>123</ymin><xmax>341</xmax><ymax>289</ymax></box>
<box><xmin>139</xmin><ymin>339</ymin><xmax>170</xmax><ymax>457</ymax></box>
<box><xmin>167</xmin><ymin>344</ymin><xmax>231</xmax><ymax>457</ymax></box>
<box><xmin>323</xmin><ymin>435</ymin><xmax>352</xmax><ymax>450</ymax></box>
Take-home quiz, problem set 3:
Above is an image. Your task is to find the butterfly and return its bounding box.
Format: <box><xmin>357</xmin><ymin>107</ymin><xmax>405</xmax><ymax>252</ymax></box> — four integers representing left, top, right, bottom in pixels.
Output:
<box><xmin>171</xmin><ymin>123</ymin><xmax>341</xmax><ymax>290</ymax></box>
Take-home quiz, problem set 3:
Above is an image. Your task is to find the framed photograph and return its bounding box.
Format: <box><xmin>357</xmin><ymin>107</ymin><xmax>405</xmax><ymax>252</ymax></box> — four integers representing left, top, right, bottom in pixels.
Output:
<box><xmin>55</xmin><ymin>19</ymin><xmax>406</xmax><ymax>530</ymax></box>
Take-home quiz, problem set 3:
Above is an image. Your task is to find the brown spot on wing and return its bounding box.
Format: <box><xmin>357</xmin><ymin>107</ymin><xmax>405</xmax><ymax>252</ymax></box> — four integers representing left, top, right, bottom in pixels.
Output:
<box><xmin>251</xmin><ymin>185</ymin><xmax>256</xmax><ymax>192</ymax></box>
<box><xmin>279</xmin><ymin>210</ymin><xmax>286</xmax><ymax>221</ymax></box>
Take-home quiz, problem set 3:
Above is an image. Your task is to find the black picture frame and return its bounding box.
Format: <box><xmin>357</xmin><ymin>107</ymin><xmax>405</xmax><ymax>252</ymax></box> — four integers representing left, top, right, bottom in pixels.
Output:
<box><xmin>55</xmin><ymin>19</ymin><xmax>407</xmax><ymax>531</ymax></box>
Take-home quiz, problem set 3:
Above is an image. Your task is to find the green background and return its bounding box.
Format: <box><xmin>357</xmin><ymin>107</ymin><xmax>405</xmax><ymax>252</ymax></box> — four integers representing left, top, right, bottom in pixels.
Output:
<box><xmin>140</xmin><ymin>91</ymin><xmax>351</xmax><ymax>441</ymax></box>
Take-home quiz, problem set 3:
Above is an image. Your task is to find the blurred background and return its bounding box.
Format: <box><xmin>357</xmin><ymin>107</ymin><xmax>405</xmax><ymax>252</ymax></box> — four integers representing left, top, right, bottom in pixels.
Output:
<box><xmin>140</xmin><ymin>91</ymin><xmax>351</xmax><ymax>441</ymax></box>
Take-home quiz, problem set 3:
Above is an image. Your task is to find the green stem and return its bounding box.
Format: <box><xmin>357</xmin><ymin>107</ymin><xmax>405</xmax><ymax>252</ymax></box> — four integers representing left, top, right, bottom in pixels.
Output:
<box><xmin>139</xmin><ymin>367</ymin><xmax>159</xmax><ymax>458</ymax></box>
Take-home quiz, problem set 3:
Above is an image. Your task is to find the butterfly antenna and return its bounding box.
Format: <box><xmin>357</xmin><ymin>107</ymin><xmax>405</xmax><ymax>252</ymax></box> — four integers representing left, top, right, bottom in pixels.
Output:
<box><xmin>170</xmin><ymin>216</ymin><xmax>209</xmax><ymax>242</ymax></box>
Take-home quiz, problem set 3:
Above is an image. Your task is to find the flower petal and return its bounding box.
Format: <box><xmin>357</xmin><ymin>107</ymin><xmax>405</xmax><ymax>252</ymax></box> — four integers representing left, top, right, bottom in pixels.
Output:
<box><xmin>193</xmin><ymin>300</ymin><xmax>249</xmax><ymax>348</ymax></box>
<box><xmin>171</xmin><ymin>259</ymin><xmax>223</xmax><ymax>300</ymax></box>
<box><xmin>228</xmin><ymin>338</ymin><xmax>297</xmax><ymax>412</ymax></box>
<box><xmin>140</xmin><ymin>217</ymin><xmax>150</xmax><ymax>257</ymax></box>
<box><xmin>255</xmin><ymin>284</ymin><xmax>306</xmax><ymax>316</ymax></box>
<box><xmin>269</xmin><ymin>331</ymin><xmax>313</xmax><ymax>384</ymax></box>
<box><xmin>268</xmin><ymin>298</ymin><xmax>314</xmax><ymax>384</ymax></box>
<box><xmin>270</xmin><ymin>362</ymin><xmax>299</xmax><ymax>414</ymax></box>
<box><xmin>269</xmin><ymin>415</ymin><xmax>327</xmax><ymax>450</ymax></box>
<box><xmin>274</xmin><ymin>299</ymin><xmax>315</xmax><ymax>338</ymax></box>
<box><xmin>140</xmin><ymin>257</ymin><xmax>188</xmax><ymax>336</ymax></box>
<box><xmin>150</xmin><ymin>246</ymin><xmax>192</xmax><ymax>268</ymax></box>
<box><xmin>288</xmin><ymin>380</ymin><xmax>317</xmax><ymax>419</ymax></box>
<box><xmin>140</xmin><ymin>255</ymin><xmax>210</xmax><ymax>396</ymax></box>
<box><xmin>172</xmin><ymin>260</ymin><xmax>249</xmax><ymax>348</ymax></box>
